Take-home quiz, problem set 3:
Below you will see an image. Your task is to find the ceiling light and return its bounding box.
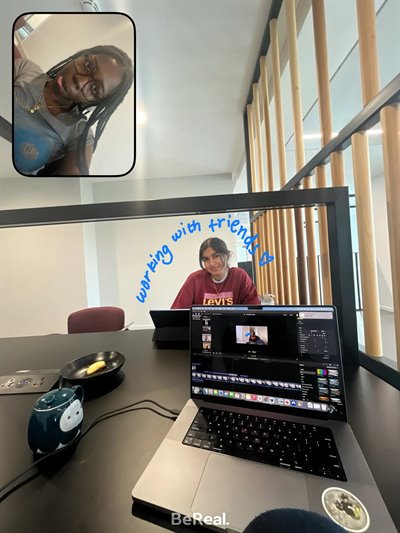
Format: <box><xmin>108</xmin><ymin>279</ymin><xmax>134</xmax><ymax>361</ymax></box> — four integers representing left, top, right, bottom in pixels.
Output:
<box><xmin>302</xmin><ymin>133</ymin><xmax>322</xmax><ymax>140</ymax></box>
<box><xmin>137</xmin><ymin>109</ymin><xmax>147</xmax><ymax>125</ymax></box>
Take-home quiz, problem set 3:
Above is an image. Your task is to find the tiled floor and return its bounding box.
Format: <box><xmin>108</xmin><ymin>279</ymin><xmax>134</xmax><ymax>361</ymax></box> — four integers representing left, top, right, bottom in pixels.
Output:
<box><xmin>356</xmin><ymin>309</ymin><xmax>398</xmax><ymax>369</ymax></box>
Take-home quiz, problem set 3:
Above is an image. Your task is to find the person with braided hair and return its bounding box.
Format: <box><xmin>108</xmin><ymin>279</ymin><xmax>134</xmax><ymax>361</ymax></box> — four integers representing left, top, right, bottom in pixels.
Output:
<box><xmin>13</xmin><ymin>44</ymin><xmax>133</xmax><ymax>176</ymax></box>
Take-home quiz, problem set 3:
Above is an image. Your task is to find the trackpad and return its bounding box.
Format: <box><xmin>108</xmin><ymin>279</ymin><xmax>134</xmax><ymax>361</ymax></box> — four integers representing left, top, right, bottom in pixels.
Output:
<box><xmin>191</xmin><ymin>454</ymin><xmax>309</xmax><ymax>531</ymax></box>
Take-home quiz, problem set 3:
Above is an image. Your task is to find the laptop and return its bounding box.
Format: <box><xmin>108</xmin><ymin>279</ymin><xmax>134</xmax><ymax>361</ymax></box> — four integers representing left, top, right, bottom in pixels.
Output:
<box><xmin>150</xmin><ymin>309</ymin><xmax>190</xmax><ymax>348</ymax></box>
<box><xmin>132</xmin><ymin>305</ymin><xmax>396</xmax><ymax>532</ymax></box>
<box><xmin>149</xmin><ymin>309</ymin><xmax>190</xmax><ymax>329</ymax></box>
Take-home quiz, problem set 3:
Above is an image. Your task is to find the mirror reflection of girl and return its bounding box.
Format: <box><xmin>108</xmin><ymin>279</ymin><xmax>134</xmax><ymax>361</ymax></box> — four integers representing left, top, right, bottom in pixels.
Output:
<box><xmin>13</xmin><ymin>45</ymin><xmax>134</xmax><ymax>176</ymax></box>
<box><xmin>171</xmin><ymin>237</ymin><xmax>261</xmax><ymax>308</ymax></box>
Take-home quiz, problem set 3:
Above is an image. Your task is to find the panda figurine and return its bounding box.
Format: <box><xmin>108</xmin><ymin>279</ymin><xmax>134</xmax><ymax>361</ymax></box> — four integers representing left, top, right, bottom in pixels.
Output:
<box><xmin>28</xmin><ymin>386</ymin><xmax>84</xmax><ymax>454</ymax></box>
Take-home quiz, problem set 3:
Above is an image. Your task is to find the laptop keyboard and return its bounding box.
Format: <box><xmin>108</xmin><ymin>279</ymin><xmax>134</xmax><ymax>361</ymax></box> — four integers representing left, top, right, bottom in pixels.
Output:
<box><xmin>183</xmin><ymin>408</ymin><xmax>346</xmax><ymax>481</ymax></box>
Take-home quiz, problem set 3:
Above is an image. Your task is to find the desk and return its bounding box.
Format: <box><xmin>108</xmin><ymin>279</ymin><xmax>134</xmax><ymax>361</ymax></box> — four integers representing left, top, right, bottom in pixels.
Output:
<box><xmin>0</xmin><ymin>330</ymin><xmax>399</xmax><ymax>532</ymax></box>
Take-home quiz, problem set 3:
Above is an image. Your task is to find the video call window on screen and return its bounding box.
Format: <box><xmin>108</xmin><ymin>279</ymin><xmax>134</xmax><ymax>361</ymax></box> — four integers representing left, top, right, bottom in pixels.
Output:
<box><xmin>190</xmin><ymin>307</ymin><xmax>346</xmax><ymax>419</ymax></box>
<box><xmin>12</xmin><ymin>13</ymin><xmax>135</xmax><ymax>178</ymax></box>
<box><xmin>235</xmin><ymin>326</ymin><xmax>268</xmax><ymax>345</ymax></box>
<box><xmin>192</xmin><ymin>308</ymin><xmax>339</xmax><ymax>363</ymax></box>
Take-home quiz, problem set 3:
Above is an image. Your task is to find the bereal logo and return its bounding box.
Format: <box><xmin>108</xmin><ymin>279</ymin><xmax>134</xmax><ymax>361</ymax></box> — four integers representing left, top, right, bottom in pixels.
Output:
<box><xmin>171</xmin><ymin>512</ymin><xmax>229</xmax><ymax>527</ymax></box>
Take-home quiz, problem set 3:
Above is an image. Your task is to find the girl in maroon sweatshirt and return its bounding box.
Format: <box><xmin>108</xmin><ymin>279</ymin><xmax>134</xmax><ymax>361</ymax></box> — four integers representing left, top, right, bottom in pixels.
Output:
<box><xmin>171</xmin><ymin>237</ymin><xmax>260</xmax><ymax>308</ymax></box>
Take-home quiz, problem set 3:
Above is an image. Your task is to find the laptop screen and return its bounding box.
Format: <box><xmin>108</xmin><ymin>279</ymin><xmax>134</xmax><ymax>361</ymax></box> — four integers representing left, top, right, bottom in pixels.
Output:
<box><xmin>190</xmin><ymin>305</ymin><xmax>347</xmax><ymax>421</ymax></box>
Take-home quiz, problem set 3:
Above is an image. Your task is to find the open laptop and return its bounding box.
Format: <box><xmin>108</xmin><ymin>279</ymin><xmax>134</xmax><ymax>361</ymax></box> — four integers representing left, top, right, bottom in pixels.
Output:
<box><xmin>132</xmin><ymin>305</ymin><xmax>396</xmax><ymax>532</ymax></box>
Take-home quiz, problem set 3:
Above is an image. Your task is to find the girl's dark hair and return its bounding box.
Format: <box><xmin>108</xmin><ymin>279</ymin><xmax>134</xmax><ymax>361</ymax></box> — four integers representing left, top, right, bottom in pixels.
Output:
<box><xmin>199</xmin><ymin>238</ymin><xmax>232</xmax><ymax>269</ymax></box>
<box><xmin>46</xmin><ymin>44</ymin><xmax>134</xmax><ymax>175</ymax></box>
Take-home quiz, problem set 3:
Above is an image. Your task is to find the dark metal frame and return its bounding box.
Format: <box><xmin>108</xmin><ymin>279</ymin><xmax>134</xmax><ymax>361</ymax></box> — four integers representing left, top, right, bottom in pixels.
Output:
<box><xmin>359</xmin><ymin>352</ymin><xmax>400</xmax><ymax>390</ymax></box>
<box><xmin>0</xmin><ymin>186</ymin><xmax>359</xmax><ymax>369</ymax></box>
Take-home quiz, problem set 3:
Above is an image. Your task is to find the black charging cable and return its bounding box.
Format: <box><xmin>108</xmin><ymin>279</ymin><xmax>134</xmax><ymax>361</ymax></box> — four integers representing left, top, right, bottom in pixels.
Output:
<box><xmin>0</xmin><ymin>399</ymin><xmax>181</xmax><ymax>502</ymax></box>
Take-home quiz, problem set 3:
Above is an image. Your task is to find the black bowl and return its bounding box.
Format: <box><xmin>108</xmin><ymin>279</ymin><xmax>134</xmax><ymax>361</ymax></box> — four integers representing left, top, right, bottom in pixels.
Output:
<box><xmin>61</xmin><ymin>351</ymin><xmax>125</xmax><ymax>383</ymax></box>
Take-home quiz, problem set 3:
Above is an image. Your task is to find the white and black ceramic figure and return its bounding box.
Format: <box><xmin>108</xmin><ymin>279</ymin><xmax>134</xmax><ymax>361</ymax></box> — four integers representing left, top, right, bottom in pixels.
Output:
<box><xmin>27</xmin><ymin>385</ymin><xmax>84</xmax><ymax>454</ymax></box>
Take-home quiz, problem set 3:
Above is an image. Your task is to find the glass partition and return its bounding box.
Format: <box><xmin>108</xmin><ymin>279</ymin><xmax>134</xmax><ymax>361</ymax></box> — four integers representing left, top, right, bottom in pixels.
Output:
<box><xmin>0</xmin><ymin>211</ymin><xmax>260</xmax><ymax>337</ymax></box>
<box><xmin>0</xmin><ymin>188</ymin><xmax>361</xmax><ymax>372</ymax></box>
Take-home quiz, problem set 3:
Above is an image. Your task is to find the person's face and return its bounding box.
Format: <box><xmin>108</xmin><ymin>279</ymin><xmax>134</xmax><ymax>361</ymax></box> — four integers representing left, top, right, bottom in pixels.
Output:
<box><xmin>50</xmin><ymin>53</ymin><xmax>124</xmax><ymax>106</ymax></box>
<box><xmin>201</xmin><ymin>247</ymin><xmax>227</xmax><ymax>280</ymax></box>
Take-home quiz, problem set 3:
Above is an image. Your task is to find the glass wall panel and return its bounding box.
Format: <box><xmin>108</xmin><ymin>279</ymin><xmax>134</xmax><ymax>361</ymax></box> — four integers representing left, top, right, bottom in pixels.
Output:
<box><xmin>376</xmin><ymin>0</ymin><xmax>400</xmax><ymax>89</ymax></box>
<box><xmin>1</xmin><ymin>210</ymin><xmax>269</xmax><ymax>338</ymax></box>
<box><xmin>341</xmin><ymin>127</ymin><xmax>397</xmax><ymax>370</ymax></box>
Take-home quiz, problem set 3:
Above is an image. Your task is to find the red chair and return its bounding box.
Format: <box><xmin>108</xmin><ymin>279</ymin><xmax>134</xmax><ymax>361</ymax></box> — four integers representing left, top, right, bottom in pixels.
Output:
<box><xmin>67</xmin><ymin>306</ymin><xmax>125</xmax><ymax>334</ymax></box>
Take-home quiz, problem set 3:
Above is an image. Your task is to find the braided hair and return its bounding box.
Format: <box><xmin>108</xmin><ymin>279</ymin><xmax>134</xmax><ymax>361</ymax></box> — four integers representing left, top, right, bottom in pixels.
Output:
<box><xmin>46</xmin><ymin>45</ymin><xmax>134</xmax><ymax>175</ymax></box>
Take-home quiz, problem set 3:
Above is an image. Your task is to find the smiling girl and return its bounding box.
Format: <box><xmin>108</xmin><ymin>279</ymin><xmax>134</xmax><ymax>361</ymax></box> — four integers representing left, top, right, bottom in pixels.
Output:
<box><xmin>171</xmin><ymin>237</ymin><xmax>261</xmax><ymax>308</ymax></box>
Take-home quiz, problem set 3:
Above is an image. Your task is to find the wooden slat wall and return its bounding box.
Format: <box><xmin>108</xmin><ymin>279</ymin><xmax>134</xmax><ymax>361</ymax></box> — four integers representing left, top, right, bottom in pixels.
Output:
<box><xmin>286</xmin><ymin>0</ymin><xmax>318</xmax><ymax>306</ymax></box>
<box><xmin>252</xmin><ymin>84</ymin><xmax>267</xmax><ymax>297</ymax></box>
<box><xmin>270</xmin><ymin>18</ymin><xmax>297</xmax><ymax>304</ymax></box>
<box><xmin>353</xmin><ymin>0</ymin><xmax>382</xmax><ymax>356</ymax></box>
<box><xmin>260</xmin><ymin>56</ymin><xmax>279</xmax><ymax>301</ymax></box>
<box><xmin>311</xmin><ymin>0</ymin><xmax>335</xmax><ymax>303</ymax></box>
<box><xmin>312</xmin><ymin>0</ymin><xmax>345</xmax><ymax>187</ymax></box>
<box><xmin>246</xmin><ymin>105</ymin><xmax>264</xmax><ymax>295</ymax></box>
<box><xmin>244</xmin><ymin>0</ymin><xmax>397</xmax><ymax>365</ymax></box>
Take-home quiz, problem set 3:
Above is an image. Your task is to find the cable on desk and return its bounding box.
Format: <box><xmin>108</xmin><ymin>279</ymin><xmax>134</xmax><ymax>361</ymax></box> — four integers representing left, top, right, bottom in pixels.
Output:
<box><xmin>0</xmin><ymin>399</ymin><xmax>181</xmax><ymax>503</ymax></box>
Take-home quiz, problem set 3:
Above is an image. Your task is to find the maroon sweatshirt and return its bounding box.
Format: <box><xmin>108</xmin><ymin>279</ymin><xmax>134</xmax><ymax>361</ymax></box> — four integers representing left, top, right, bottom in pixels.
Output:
<box><xmin>171</xmin><ymin>267</ymin><xmax>260</xmax><ymax>308</ymax></box>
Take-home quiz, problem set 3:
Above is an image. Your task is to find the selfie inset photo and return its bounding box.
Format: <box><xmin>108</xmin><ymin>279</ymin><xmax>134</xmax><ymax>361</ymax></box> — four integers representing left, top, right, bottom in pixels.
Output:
<box><xmin>236</xmin><ymin>326</ymin><xmax>268</xmax><ymax>345</ymax></box>
<box><xmin>13</xmin><ymin>13</ymin><xmax>135</xmax><ymax>177</ymax></box>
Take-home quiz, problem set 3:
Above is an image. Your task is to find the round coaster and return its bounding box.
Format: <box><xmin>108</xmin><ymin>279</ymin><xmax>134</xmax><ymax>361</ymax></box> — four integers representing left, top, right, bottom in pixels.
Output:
<box><xmin>321</xmin><ymin>487</ymin><xmax>370</xmax><ymax>532</ymax></box>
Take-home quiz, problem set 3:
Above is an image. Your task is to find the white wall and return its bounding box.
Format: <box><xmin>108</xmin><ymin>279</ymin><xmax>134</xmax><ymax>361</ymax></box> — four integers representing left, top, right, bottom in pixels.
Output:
<box><xmin>97</xmin><ymin>214</ymin><xmax>241</xmax><ymax>328</ymax></box>
<box><xmin>0</xmin><ymin>224</ymin><xmax>88</xmax><ymax>337</ymax></box>
<box><xmin>92</xmin><ymin>173</ymin><xmax>234</xmax><ymax>202</ymax></box>
<box><xmin>0</xmin><ymin>176</ymin><xmax>82</xmax><ymax>209</ymax></box>
<box><xmin>0</xmin><ymin>178</ymin><xmax>88</xmax><ymax>337</ymax></box>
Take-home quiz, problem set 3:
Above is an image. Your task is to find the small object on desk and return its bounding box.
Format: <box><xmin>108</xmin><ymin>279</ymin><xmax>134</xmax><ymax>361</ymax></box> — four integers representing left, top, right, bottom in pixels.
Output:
<box><xmin>0</xmin><ymin>372</ymin><xmax>60</xmax><ymax>394</ymax></box>
<box><xmin>86</xmin><ymin>360</ymin><xmax>107</xmax><ymax>375</ymax></box>
<box><xmin>27</xmin><ymin>385</ymin><xmax>84</xmax><ymax>454</ymax></box>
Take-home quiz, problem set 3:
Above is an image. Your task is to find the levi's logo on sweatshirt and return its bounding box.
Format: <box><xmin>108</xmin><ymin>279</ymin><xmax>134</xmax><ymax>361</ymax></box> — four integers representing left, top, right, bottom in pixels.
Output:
<box><xmin>203</xmin><ymin>292</ymin><xmax>234</xmax><ymax>305</ymax></box>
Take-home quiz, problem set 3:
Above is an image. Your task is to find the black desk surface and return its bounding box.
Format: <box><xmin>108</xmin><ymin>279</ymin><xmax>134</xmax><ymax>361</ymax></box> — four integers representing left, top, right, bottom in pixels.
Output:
<box><xmin>0</xmin><ymin>330</ymin><xmax>399</xmax><ymax>532</ymax></box>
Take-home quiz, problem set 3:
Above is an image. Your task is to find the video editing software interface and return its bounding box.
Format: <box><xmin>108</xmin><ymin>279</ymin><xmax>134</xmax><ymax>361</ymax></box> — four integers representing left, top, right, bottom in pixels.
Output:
<box><xmin>191</xmin><ymin>306</ymin><xmax>346</xmax><ymax>420</ymax></box>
